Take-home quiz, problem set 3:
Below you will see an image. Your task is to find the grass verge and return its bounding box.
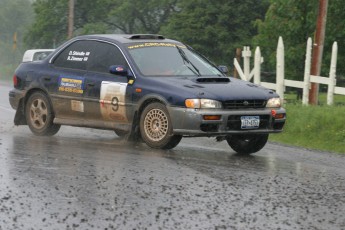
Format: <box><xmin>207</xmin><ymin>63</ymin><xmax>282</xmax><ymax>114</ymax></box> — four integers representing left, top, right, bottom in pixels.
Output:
<box><xmin>269</xmin><ymin>103</ymin><xmax>345</xmax><ymax>154</ymax></box>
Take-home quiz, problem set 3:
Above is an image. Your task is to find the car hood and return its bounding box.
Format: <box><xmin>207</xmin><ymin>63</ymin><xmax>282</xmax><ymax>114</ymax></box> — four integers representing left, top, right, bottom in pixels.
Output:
<box><xmin>145</xmin><ymin>76</ymin><xmax>278</xmax><ymax>101</ymax></box>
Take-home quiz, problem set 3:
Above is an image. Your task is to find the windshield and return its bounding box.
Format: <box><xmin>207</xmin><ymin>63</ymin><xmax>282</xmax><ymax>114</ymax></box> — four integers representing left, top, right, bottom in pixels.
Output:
<box><xmin>127</xmin><ymin>43</ymin><xmax>223</xmax><ymax>76</ymax></box>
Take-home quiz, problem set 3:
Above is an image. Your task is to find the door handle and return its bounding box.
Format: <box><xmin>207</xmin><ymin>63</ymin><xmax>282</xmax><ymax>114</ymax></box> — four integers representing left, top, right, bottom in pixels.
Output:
<box><xmin>87</xmin><ymin>82</ymin><xmax>95</xmax><ymax>87</ymax></box>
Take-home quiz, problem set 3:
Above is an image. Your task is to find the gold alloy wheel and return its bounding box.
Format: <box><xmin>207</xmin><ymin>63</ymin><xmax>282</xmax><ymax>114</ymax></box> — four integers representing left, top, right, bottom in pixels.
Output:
<box><xmin>29</xmin><ymin>98</ymin><xmax>48</xmax><ymax>130</ymax></box>
<box><xmin>143</xmin><ymin>108</ymin><xmax>169</xmax><ymax>142</ymax></box>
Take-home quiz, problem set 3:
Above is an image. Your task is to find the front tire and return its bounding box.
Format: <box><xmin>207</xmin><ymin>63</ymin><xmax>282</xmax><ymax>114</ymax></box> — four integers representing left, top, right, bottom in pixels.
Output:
<box><xmin>226</xmin><ymin>134</ymin><xmax>269</xmax><ymax>154</ymax></box>
<box><xmin>25</xmin><ymin>91</ymin><xmax>60</xmax><ymax>136</ymax></box>
<box><xmin>140</xmin><ymin>103</ymin><xmax>182</xmax><ymax>149</ymax></box>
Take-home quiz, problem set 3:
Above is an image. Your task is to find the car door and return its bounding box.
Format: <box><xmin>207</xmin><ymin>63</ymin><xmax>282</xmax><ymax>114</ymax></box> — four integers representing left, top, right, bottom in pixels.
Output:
<box><xmin>48</xmin><ymin>40</ymin><xmax>92</xmax><ymax>121</ymax></box>
<box><xmin>82</xmin><ymin>40</ymin><xmax>132</xmax><ymax>127</ymax></box>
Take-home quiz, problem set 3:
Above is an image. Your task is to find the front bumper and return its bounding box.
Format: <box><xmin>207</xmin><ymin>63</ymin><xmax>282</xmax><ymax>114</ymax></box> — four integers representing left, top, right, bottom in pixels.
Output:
<box><xmin>168</xmin><ymin>107</ymin><xmax>286</xmax><ymax>136</ymax></box>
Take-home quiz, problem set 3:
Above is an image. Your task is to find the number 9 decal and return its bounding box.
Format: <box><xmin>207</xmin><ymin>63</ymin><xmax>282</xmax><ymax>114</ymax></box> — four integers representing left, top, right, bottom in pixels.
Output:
<box><xmin>100</xmin><ymin>81</ymin><xmax>128</xmax><ymax>122</ymax></box>
<box><xmin>111</xmin><ymin>97</ymin><xmax>119</xmax><ymax>111</ymax></box>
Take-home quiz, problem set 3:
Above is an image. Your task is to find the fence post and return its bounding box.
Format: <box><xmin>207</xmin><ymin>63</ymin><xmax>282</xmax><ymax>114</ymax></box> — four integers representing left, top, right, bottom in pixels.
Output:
<box><xmin>254</xmin><ymin>47</ymin><xmax>261</xmax><ymax>85</ymax></box>
<box><xmin>276</xmin><ymin>37</ymin><xmax>285</xmax><ymax>101</ymax></box>
<box><xmin>242</xmin><ymin>46</ymin><xmax>251</xmax><ymax>81</ymax></box>
<box><xmin>327</xmin><ymin>41</ymin><xmax>338</xmax><ymax>105</ymax></box>
<box><xmin>303</xmin><ymin>38</ymin><xmax>312</xmax><ymax>105</ymax></box>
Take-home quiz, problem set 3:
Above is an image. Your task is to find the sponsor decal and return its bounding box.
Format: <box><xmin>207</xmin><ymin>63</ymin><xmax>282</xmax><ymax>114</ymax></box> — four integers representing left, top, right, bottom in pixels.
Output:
<box><xmin>58</xmin><ymin>76</ymin><xmax>85</xmax><ymax>94</ymax></box>
<box><xmin>71</xmin><ymin>100</ymin><xmax>84</xmax><ymax>112</ymax></box>
<box><xmin>127</xmin><ymin>43</ymin><xmax>186</xmax><ymax>49</ymax></box>
<box><xmin>66</xmin><ymin>50</ymin><xmax>90</xmax><ymax>62</ymax></box>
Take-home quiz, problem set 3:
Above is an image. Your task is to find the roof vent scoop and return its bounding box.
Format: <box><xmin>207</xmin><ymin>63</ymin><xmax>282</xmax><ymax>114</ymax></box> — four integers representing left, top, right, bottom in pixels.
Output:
<box><xmin>126</xmin><ymin>34</ymin><xmax>165</xmax><ymax>40</ymax></box>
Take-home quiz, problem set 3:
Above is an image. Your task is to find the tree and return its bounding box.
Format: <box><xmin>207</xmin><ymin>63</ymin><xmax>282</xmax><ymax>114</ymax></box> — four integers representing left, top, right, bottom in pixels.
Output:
<box><xmin>24</xmin><ymin>0</ymin><xmax>178</xmax><ymax>48</ymax></box>
<box><xmin>323</xmin><ymin>1</ymin><xmax>345</xmax><ymax>77</ymax></box>
<box><xmin>25</xmin><ymin>0</ymin><xmax>122</xmax><ymax>48</ymax></box>
<box><xmin>0</xmin><ymin>0</ymin><xmax>33</xmax><ymax>78</ymax></box>
<box><xmin>24</xmin><ymin>0</ymin><xmax>69</xmax><ymax>48</ymax></box>
<box><xmin>254</xmin><ymin>0</ymin><xmax>318</xmax><ymax>80</ymax></box>
<box><xmin>160</xmin><ymin>0</ymin><xmax>269</xmax><ymax>65</ymax></box>
<box><xmin>0</xmin><ymin>0</ymin><xmax>33</xmax><ymax>46</ymax></box>
<box><xmin>105</xmin><ymin>0</ymin><xmax>178</xmax><ymax>34</ymax></box>
<box><xmin>254</xmin><ymin>0</ymin><xmax>345</xmax><ymax>80</ymax></box>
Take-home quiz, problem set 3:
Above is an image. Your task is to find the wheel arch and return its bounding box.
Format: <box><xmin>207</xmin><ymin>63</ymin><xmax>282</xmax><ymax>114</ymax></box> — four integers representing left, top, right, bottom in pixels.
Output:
<box><xmin>14</xmin><ymin>88</ymin><xmax>50</xmax><ymax>126</ymax></box>
<box><xmin>129</xmin><ymin>94</ymin><xmax>169</xmax><ymax>139</ymax></box>
<box><xmin>23</xmin><ymin>88</ymin><xmax>56</xmax><ymax>119</ymax></box>
<box><xmin>137</xmin><ymin>95</ymin><xmax>169</xmax><ymax>118</ymax></box>
<box><xmin>24</xmin><ymin>87</ymin><xmax>61</xmax><ymax>136</ymax></box>
<box><xmin>138</xmin><ymin>100</ymin><xmax>182</xmax><ymax>149</ymax></box>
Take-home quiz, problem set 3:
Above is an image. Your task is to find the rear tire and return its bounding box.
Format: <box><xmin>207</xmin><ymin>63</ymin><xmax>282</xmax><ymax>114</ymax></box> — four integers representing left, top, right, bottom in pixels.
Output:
<box><xmin>226</xmin><ymin>134</ymin><xmax>269</xmax><ymax>154</ymax></box>
<box><xmin>25</xmin><ymin>91</ymin><xmax>60</xmax><ymax>136</ymax></box>
<box><xmin>140</xmin><ymin>103</ymin><xmax>182</xmax><ymax>149</ymax></box>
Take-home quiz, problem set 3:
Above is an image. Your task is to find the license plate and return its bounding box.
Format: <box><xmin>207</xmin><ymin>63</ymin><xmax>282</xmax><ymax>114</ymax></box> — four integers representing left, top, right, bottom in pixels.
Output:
<box><xmin>241</xmin><ymin>116</ymin><xmax>260</xmax><ymax>129</ymax></box>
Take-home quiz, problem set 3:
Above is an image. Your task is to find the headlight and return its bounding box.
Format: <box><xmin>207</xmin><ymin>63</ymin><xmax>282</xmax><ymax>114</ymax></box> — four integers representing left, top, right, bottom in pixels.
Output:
<box><xmin>185</xmin><ymin>99</ymin><xmax>222</xmax><ymax>109</ymax></box>
<box><xmin>266</xmin><ymin>97</ymin><xmax>282</xmax><ymax>108</ymax></box>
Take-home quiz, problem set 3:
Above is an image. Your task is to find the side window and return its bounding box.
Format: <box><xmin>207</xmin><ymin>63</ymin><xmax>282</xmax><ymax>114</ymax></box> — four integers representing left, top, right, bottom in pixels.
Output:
<box><xmin>86</xmin><ymin>41</ymin><xmax>127</xmax><ymax>73</ymax></box>
<box><xmin>53</xmin><ymin>40</ymin><xmax>93</xmax><ymax>71</ymax></box>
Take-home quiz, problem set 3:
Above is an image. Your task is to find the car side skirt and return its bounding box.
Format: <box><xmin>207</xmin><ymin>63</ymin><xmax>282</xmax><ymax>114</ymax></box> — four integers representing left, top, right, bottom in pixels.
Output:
<box><xmin>54</xmin><ymin>118</ymin><xmax>132</xmax><ymax>131</ymax></box>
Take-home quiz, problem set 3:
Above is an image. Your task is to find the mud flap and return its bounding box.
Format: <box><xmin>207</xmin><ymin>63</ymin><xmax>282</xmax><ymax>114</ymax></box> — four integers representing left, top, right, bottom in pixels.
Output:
<box><xmin>126</xmin><ymin>111</ymin><xmax>141</xmax><ymax>142</ymax></box>
<box><xmin>14</xmin><ymin>99</ymin><xmax>27</xmax><ymax>125</ymax></box>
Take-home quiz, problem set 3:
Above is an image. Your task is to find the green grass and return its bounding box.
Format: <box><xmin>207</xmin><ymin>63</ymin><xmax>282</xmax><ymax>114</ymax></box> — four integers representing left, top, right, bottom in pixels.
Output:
<box><xmin>270</xmin><ymin>101</ymin><xmax>345</xmax><ymax>154</ymax></box>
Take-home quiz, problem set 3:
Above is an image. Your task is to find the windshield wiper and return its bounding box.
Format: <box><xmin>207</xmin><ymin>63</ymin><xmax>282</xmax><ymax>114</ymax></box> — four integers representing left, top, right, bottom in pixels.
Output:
<box><xmin>176</xmin><ymin>45</ymin><xmax>201</xmax><ymax>76</ymax></box>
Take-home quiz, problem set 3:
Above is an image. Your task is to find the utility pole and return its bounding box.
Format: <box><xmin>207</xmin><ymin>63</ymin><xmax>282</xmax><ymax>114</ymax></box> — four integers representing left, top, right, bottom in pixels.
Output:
<box><xmin>13</xmin><ymin>32</ymin><xmax>17</xmax><ymax>51</ymax></box>
<box><xmin>13</xmin><ymin>32</ymin><xmax>17</xmax><ymax>65</ymax></box>
<box><xmin>233</xmin><ymin>48</ymin><xmax>241</xmax><ymax>78</ymax></box>
<box><xmin>68</xmin><ymin>0</ymin><xmax>74</xmax><ymax>39</ymax></box>
<box><xmin>309</xmin><ymin>0</ymin><xmax>328</xmax><ymax>105</ymax></box>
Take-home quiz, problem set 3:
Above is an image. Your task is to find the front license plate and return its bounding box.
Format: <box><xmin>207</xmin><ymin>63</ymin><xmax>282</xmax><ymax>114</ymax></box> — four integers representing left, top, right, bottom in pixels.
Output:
<box><xmin>241</xmin><ymin>116</ymin><xmax>260</xmax><ymax>129</ymax></box>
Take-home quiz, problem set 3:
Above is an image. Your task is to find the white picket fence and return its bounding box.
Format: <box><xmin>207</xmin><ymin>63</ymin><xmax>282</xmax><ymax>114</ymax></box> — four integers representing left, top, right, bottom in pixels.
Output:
<box><xmin>234</xmin><ymin>37</ymin><xmax>345</xmax><ymax>105</ymax></box>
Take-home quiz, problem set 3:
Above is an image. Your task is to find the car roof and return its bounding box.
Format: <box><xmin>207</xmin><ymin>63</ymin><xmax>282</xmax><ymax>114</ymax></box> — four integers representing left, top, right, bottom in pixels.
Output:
<box><xmin>73</xmin><ymin>34</ymin><xmax>181</xmax><ymax>45</ymax></box>
<box><xmin>49</xmin><ymin>34</ymin><xmax>184</xmax><ymax>64</ymax></box>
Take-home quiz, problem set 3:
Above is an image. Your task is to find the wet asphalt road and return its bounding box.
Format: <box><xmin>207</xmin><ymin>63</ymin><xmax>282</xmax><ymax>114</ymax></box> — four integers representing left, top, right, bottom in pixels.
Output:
<box><xmin>0</xmin><ymin>82</ymin><xmax>344</xmax><ymax>230</ymax></box>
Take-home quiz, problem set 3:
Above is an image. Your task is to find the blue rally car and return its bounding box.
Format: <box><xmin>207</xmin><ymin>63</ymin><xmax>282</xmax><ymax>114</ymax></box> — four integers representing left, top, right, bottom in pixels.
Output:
<box><xmin>9</xmin><ymin>34</ymin><xmax>286</xmax><ymax>154</ymax></box>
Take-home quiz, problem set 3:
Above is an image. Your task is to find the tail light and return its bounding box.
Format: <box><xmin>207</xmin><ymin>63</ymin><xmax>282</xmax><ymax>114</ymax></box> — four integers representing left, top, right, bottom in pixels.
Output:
<box><xmin>13</xmin><ymin>75</ymin><xmax>18</xmax><ymax>87</ymax></box>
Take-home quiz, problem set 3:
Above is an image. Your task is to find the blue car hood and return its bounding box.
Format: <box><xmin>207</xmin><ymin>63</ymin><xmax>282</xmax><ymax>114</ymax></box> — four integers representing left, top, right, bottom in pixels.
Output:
<box><xmin>146</xmin><ymin>76</ymin><xmax>278</xmax><ymax>101</ymax></box>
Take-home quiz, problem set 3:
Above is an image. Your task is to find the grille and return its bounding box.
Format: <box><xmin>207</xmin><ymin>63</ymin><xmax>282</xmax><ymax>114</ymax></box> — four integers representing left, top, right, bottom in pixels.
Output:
<box><xmin>223</xmin><ymin>100</ymin><xmax>266</xmax><ymax>109</ymax></box>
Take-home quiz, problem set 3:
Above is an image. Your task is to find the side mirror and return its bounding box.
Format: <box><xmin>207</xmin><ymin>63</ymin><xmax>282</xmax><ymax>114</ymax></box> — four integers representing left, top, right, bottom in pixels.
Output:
<box><xmin>109</xmin><ymin>65</ymin><xmax>128</xmax><ymax>76</ymax></box>
<box><xmin>218</xmin><ymin>65</ymin><xmax>229</xmax><ymax>74</ymax></box>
